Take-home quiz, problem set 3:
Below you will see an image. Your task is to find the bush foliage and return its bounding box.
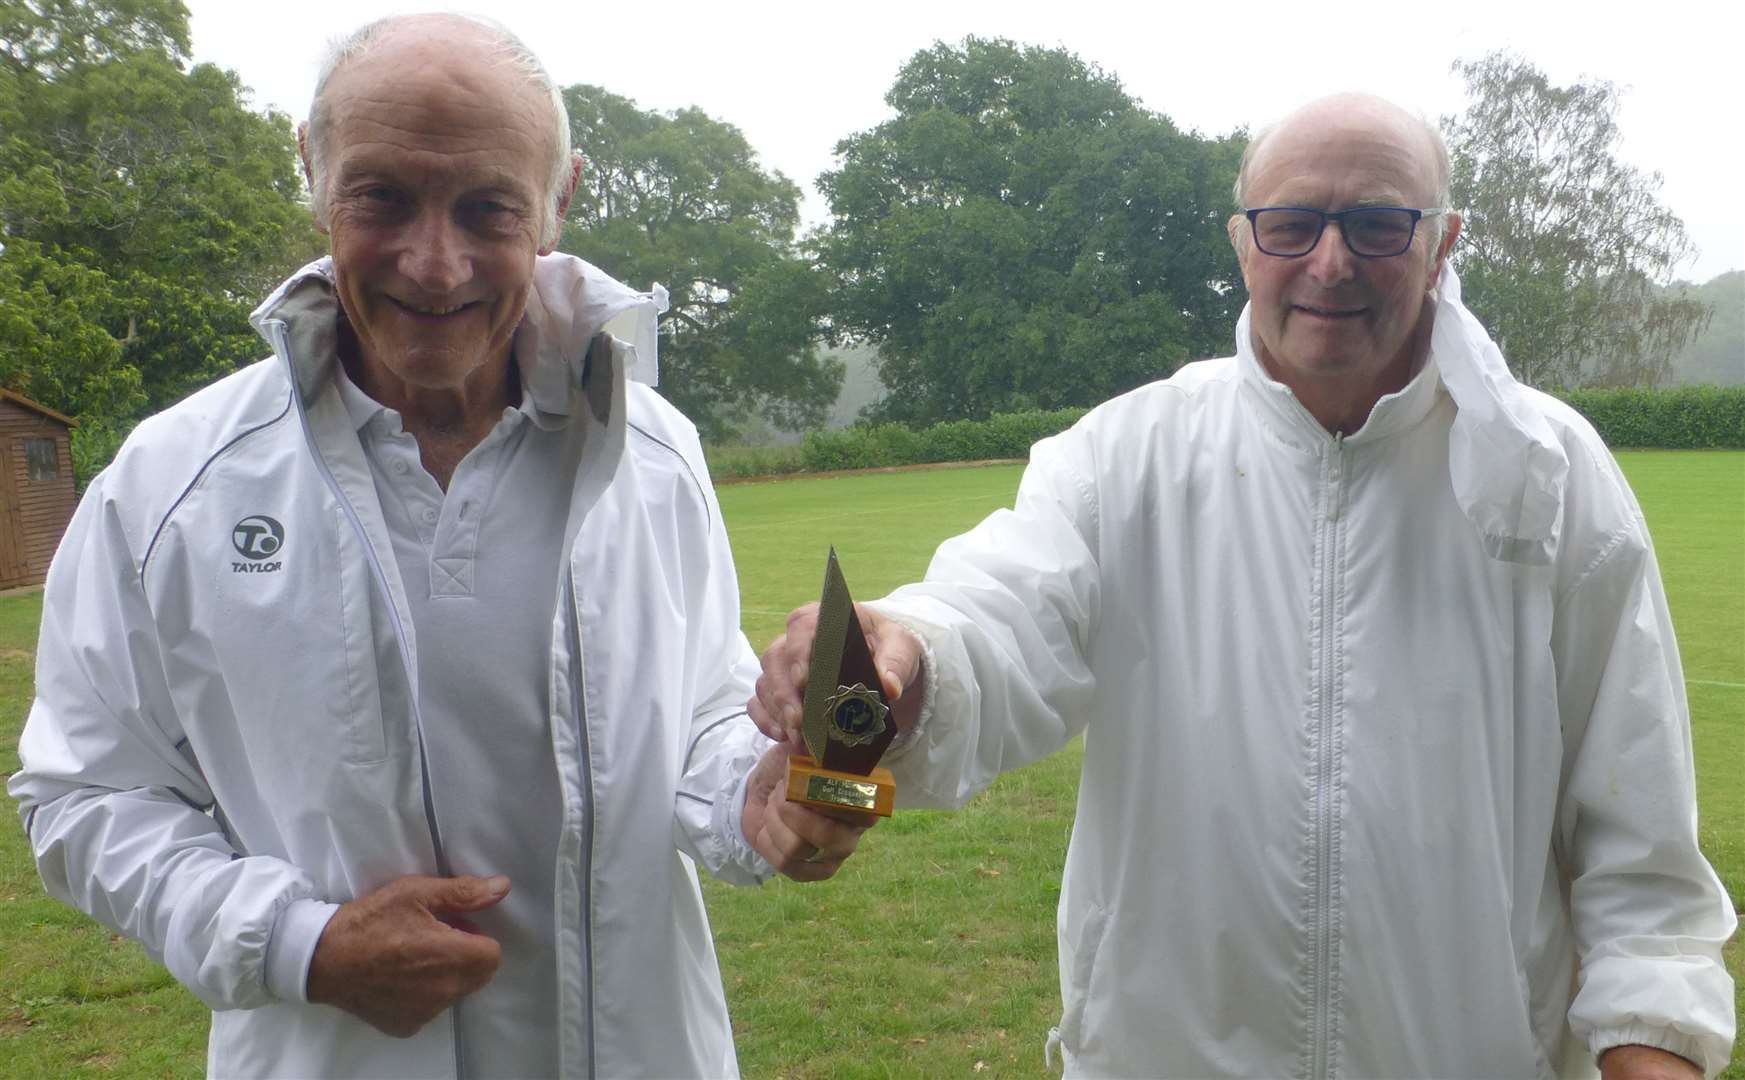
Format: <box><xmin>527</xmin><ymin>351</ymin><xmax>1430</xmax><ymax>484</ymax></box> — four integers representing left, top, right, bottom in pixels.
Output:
<box><xmin>1556</xmin><ymin>386</ymin><xmax>1745</xmax><ymax>449</ymax></box>
<box><xmin>800</xmin><ymin>408</ymin><xmax>1088</xmax><ymax>472</ymax></box>
<box><xmin>708</xmin><ymin>388</ymin><xmax>1744</xmax><ymax>483</ymax></box>
<box><xmin>703</xmin><ymin>443</ymin><xmax>808</xmax><ymax>482</ymax></box>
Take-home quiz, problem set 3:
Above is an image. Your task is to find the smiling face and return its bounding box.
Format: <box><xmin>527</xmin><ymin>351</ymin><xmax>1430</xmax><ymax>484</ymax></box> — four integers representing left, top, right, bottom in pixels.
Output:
<box><xmin>1232</xmin><ymin>97</ymin><xmax>1460</xmax><ymax>423</ymax></box>
<box><xmin>311</xmin><ymin>25</ymin><xmax>561</xmax><ymax>401</ymax></box>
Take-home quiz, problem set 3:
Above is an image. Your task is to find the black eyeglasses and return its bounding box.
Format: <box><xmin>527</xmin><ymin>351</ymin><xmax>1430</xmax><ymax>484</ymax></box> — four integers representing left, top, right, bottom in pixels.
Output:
<box><xmin>1243</xmin><ymin>206</ymin><xmax>1449</xmax><ymax>258</ymax></box>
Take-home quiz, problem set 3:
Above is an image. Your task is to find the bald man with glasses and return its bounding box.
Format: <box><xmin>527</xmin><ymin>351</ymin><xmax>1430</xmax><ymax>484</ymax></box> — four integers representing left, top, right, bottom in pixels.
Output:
<box><xmin>752</xmin><ymin>93</ymin><xmax>1735</xmax><ymax>1078</ymax></box>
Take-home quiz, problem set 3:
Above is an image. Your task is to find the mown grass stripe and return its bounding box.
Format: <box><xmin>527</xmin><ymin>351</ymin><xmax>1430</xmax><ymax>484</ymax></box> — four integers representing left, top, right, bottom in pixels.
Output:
<box><xmin>725</xmin><ymin>494</ymin><xmax>996</xmax><ymax>532</ymax></box>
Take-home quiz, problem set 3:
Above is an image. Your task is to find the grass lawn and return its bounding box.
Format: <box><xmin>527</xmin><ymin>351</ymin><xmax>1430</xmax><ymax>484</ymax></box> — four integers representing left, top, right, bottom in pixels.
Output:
<box><xmin>0</xmin><ymin>451</ymin><xmax>1739</xmax><ymax>1076</ymax></box>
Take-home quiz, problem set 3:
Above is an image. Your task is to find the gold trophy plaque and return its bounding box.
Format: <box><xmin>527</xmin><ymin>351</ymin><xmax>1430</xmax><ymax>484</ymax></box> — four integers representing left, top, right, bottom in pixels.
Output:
<box><xmin>784</xmin><ymin>549</ymin><xmax>897</xmax><ymax>817</ymax></box>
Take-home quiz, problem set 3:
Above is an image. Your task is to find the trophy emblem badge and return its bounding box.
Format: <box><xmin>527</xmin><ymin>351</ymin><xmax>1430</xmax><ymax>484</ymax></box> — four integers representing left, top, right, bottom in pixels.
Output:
<box><xmin>785</xmin><ymin>549</ymin><xmax>898</xmax><ymax>816</ymax></box>
<box><xmin>825</xmin><ymin>684</ymin><xmax>889</xmax><ymax>747</ymax></box>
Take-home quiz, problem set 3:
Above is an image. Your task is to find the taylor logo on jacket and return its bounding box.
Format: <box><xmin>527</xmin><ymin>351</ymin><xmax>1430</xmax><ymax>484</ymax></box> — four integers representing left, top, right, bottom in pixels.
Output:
<box><xmin>231</xmin><ymin>515</ymin><xmax>285</xmax><ymax>574</ymax></box>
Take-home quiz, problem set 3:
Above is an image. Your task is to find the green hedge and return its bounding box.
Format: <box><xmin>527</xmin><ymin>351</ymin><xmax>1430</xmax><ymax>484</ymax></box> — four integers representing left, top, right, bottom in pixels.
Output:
<box><xmin>1555</xmin><ymin>387</ymin><xmax>1745</xmax><ymax>449</ymax></box>
<box><xmin>800</xmin><ymin>408</ymin><xmax>1088</xmax><ymax>472</ymax></box>
<box><xmin>703</xmin><ymin>443</ymin><xmax>808</xmax><ymax>481</ymax></box>
<box><xmin>712</xmin><ymin>388</ymin><xmax>1741</xmax><ymax>483</ymax></box>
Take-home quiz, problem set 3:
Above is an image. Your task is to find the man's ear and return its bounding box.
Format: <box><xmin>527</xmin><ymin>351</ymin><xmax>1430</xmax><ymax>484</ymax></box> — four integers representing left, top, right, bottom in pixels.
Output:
<box><xmin>1228</xmin><ymin>213</ymin><xmax>1254</xmax><ymax>291</ymax></box>
<box><xmin>539</xmin><ymin>152</ymin><xmax>584</xmax><ymax>256</ymax></box>
<box><xmin>296</xmin><ymin>121</ymin><xmax>330</xmax><ymax>235</ymax></box>
<box><xmin>296</xmin><ymin>122</ymin><xmax>315</xmax><ymax>190</ymax></box>
<box><xmin>1427</xmin><ymin>212</ymin><xmax>1463</xmax><ymax>289</ymax></box>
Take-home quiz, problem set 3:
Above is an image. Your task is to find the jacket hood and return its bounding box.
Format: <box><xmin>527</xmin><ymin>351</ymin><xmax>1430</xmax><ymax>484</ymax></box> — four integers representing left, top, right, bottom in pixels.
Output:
<box><xmin>1233</xmin><ymin>265</ymin><xmax>1568</xmax><ymax>565</ymax></box>
<box><xmin>247</xmin><ymin>254</ymin><xmax>670</xmax><ymax>409</ymax></box>
<box><xmin>1428</xmin><ymin>265</ymin><xmax>1568</xmax><ymax>565</ymax></box>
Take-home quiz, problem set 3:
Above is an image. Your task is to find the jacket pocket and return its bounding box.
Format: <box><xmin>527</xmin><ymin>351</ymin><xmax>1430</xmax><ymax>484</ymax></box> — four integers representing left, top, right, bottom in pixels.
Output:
<box><xmin>1514</xmin><ymin>962</ymin><xmax>1559</xmax><ymax>1079</ymax></box>
<box><xmin>1053</xmin><ymin>903</ymin><xmax>1111</xmax><ymax>1067</ymax></box>
<box><xmin>328</xmin><ymin>504</ymin><xmax>393</xmax><ymax>764</ymax></box>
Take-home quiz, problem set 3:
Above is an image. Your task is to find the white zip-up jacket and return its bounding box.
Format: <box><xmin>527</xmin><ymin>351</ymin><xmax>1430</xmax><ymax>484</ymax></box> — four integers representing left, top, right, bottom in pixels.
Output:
<box><xmin>10</xmin><ymin>256</ymin><xmax>773</xmax><ymax>1078</ymax></box>
<box><xmin>875</xmin><ymin>278</ymin><xmax>1736</xmax><ymax>1076</ymax></box>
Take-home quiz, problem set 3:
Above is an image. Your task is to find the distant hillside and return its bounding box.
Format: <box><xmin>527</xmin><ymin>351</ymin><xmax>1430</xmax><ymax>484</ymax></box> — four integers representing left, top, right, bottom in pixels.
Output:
<box><xmin>1669</xmin><ymin>271</ymin><xmax>1744</xmax><ymax>386</ymax></box>
<box><xmin>824</xmin><ymin>343</ymin><xmax>885</xmax><ymax>427</ymax></box>
<box><xmin>712</xmin><ymin>343</ymin><xmax>887</xmax><ymax>447</ymax></box>
<box><xmin>820</xmin><ymin>275</ymin><xmax>1743</xmax><ymax>404</ymax></box>
<box><xmin>718</xmin><ymin>271</ymin><xmax>1737</xmax><ymax>448</ymax></box>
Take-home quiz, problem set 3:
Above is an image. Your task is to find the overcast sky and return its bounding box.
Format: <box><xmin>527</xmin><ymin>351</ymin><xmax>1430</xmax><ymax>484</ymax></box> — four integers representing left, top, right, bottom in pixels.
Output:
<box><xmin>183</xmin><ymin>0</ymin><xmax>1741</xmax><ymax>282</ymax></box>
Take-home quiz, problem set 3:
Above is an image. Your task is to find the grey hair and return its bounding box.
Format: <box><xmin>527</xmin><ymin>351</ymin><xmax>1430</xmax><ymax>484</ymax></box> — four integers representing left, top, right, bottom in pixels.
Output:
<box><xmin>1231</xmin><ymin>97</ymin><xmax>1455</xmax><ymax>253</ymax></box>
<box><xmin>305</xmin><ymin>12</ymin><xmax>572</xmax><ymax>248</ymax></box>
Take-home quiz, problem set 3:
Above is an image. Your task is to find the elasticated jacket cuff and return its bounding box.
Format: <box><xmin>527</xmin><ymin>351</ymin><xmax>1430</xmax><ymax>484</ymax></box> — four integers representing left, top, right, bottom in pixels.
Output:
<box><xmin>1590</xmin><ymin>1025</ymin><xmax>1715</xmax><ymax>1078</ymax></box>
<box><xmin>264</xmin><ymin>898</ymin><xmax>341</xmax><ymax>1003</ymax></box>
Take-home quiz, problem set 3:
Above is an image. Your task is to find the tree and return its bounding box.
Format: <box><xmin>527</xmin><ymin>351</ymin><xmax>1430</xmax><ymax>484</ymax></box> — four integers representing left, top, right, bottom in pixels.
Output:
<box><xmin>558</xmin><ymin>84</ymin><xmax>840</xmax><ymax>440</ymax></box>
<box><xmin>1666</xmin><ymin>272</ymin><xmax>1744</xmax><ymax>386</ymax></box>
<box><xmin>818</xmin><ymin>37</ymin><xmax>1245</xmax><ymax>426</ymax></box>
<box><xmin>1</xmin><ymin>0</ymin><xmax>189</xmax><ymax>77</ymax></box>
<box><xmin>1443</xmin><ymin>52</ymin><xmax>1711</xmax><ymax>388</ymax></box>
<box><xmin>0</xmin><ymin>236</ymin><xmax>143</xmax><ymax>420</ymax></box>
<box><xmin>0</xmin><ymin>0</ymin><xmax>323</xmax><ymax>482</ymax></box>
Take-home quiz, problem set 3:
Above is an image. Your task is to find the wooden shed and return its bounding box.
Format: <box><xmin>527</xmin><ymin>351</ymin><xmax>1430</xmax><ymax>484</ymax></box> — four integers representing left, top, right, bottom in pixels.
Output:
<box><xmin>1</xmin><ymin>389</ymin><xmax>79</xmax><ymax>590</ymax></box>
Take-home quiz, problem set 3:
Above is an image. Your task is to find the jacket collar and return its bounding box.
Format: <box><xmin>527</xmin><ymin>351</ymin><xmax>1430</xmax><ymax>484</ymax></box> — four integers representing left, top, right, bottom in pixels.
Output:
<box><xmin>247</xmin><ymin>253</ymin><xmax>669</xmax><ymax>418</ymax></box>
<box><xmin>1233</xmin><ymin>265</ymin><xmax>1567</xmax><ymax>565</ymax></box>
<box><xmin>1235</xmin><ymin>312</ymin><xmax>1444</xmax><ymax>451</ymax></box>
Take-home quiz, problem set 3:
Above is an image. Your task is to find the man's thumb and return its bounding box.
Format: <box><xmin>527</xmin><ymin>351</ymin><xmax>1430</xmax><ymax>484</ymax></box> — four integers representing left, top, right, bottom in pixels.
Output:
<box><xmin>873</xmin><ymin>626</ymin><xmax>921</xmax><ymax>702</ymax></box>
<box><xmin>426</xmin><ymin>874</ymin><xmax>511</xmax><ymax>914</ymax></box>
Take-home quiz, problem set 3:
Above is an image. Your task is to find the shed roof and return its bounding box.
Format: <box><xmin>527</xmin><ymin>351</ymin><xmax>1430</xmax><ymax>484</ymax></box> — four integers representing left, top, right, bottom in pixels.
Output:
<box><xmin>0</xmin><ymin>388</ymin><xmax>79</xmax><ymax>428</ymax></box>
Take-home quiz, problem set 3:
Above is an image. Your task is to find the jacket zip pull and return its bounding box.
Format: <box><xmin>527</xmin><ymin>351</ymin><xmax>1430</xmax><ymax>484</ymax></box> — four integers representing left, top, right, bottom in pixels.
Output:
<box><xmin>1326</xmin><ymin>433</ymin><xmax>1346</xmax><ymax>522</ymax></box>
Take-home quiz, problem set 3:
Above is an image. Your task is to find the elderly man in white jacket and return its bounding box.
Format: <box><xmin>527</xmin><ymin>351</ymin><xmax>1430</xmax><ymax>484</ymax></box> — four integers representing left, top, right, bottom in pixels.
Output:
<box><xmin>10</xmin><ymin>13</ymin><xmax>867</xmax><ymax>1079</ymax></box>
<box><xmin>753</xmin><ymin>94</ymin><xmax>1736</xmax><ymax>1077</ymax></box>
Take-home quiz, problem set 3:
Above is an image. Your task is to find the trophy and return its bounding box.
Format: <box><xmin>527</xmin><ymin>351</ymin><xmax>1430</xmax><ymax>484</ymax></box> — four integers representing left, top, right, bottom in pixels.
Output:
<box><xmin>784</xmin><ymin>548</ymin><xmax>898</xmax><ymax>817</ymax></box>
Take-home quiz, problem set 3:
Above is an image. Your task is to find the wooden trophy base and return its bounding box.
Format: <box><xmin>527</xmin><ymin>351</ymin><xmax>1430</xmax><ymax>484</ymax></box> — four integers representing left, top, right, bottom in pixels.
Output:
<box><xmin>785</xmin><ymin>755</ymin><xmax>895</xmax><ymax>817</ymax></box>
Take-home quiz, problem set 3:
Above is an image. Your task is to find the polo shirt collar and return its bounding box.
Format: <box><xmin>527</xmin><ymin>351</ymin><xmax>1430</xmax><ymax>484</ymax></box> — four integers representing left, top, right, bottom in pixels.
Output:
<box><xmin>330</xmin><ymin>363</ymin><xmax>551</xmax><ymax>435</ymax></box>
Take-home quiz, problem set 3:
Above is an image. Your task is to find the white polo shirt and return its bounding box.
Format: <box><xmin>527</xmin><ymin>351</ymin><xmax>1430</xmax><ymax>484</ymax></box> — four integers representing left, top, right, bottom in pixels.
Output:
<box><xmin>336</xmin><ymin>365</ymin><xmax>571</xmax><ymax>1079</ymax></box>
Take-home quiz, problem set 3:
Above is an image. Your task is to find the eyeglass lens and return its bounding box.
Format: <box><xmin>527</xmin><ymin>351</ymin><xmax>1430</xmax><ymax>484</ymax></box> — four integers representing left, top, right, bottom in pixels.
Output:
<box><xmin>1252</xmin><ymin>208</ymin><xmax>1418</xmax><ymax>257</ymax></box>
